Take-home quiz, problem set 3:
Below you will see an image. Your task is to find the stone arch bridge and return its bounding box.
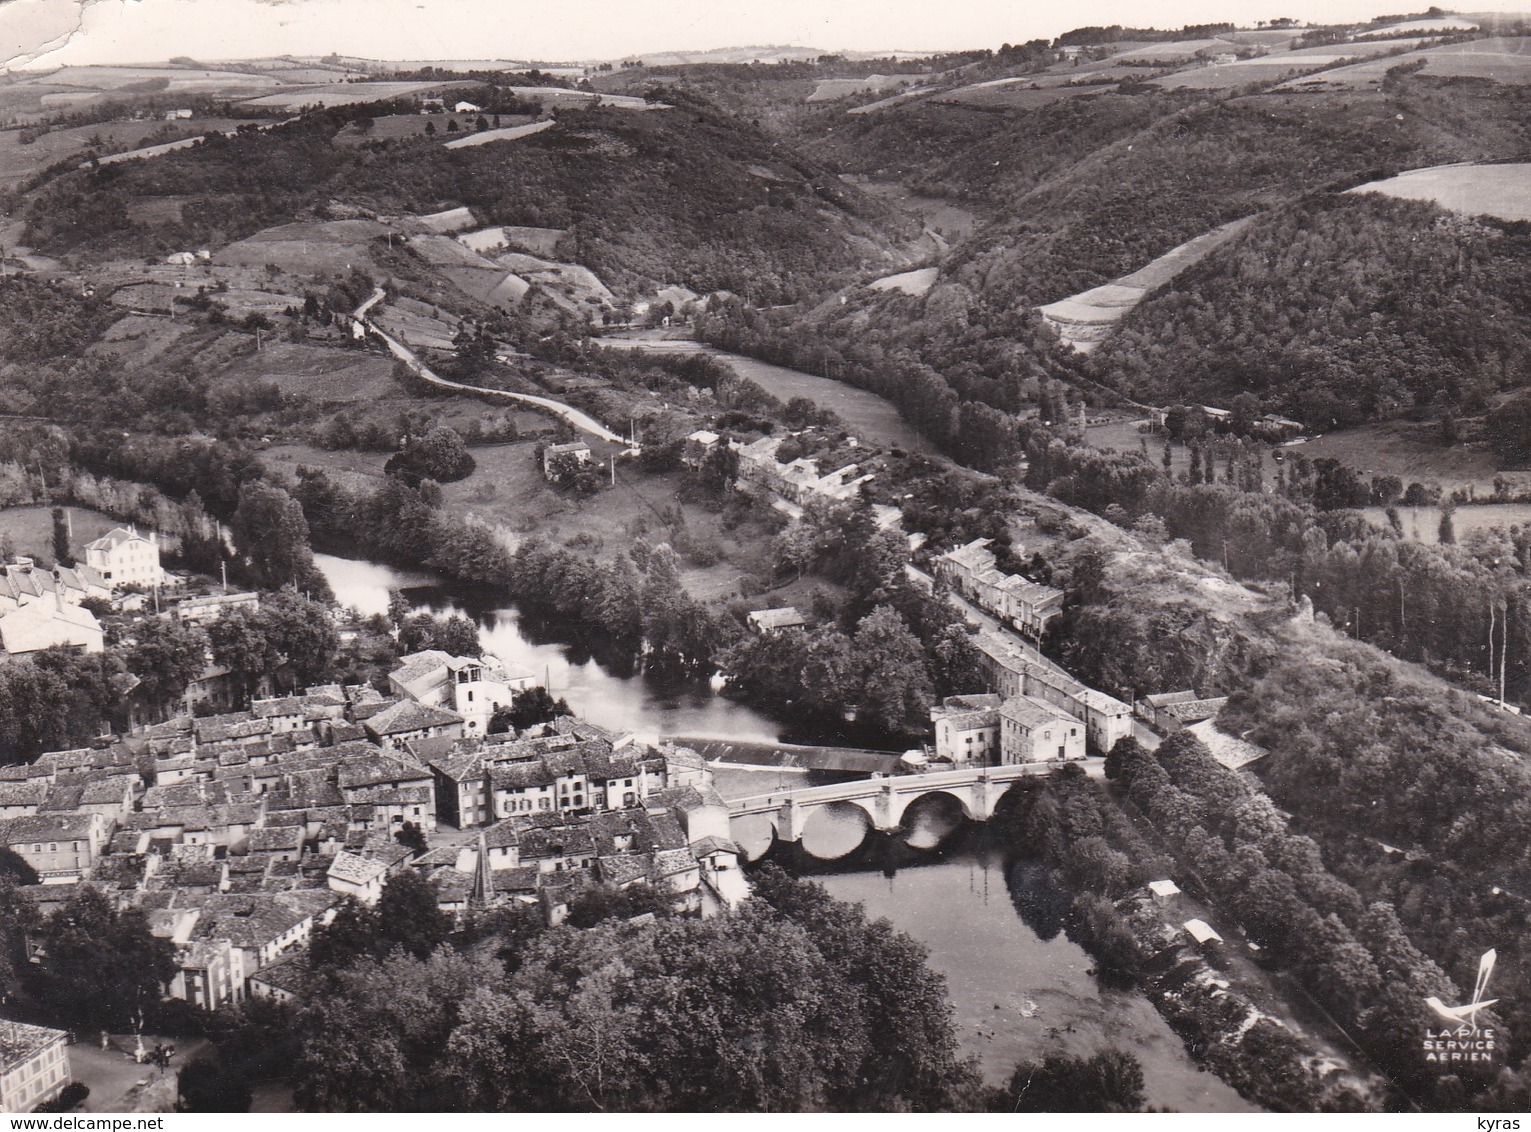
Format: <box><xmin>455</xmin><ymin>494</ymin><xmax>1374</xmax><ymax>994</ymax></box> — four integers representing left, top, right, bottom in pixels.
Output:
<box><xmin>727</xmin><ymin>761</ymin><xmax>1067</xmax><ymax>853</ymax></box>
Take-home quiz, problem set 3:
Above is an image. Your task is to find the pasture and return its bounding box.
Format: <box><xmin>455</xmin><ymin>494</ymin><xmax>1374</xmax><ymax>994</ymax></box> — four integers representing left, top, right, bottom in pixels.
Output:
<box><xmin>0</xmin><ymin>505</ymin><xmax>129</xmax><ymax>564</ymax></box>
<box><xmin>1360</xmin><ymin>503</ymin><xmax>1531</xmax><ymax>544</ymax></box>
<box><xmin>0</xmin><ymin>119</ymin><xmax>240</xmax><ymax>190</ymax></box>
<box><xmin>1275</xmin><ymin>36</ymin><xmax>1531</xmax><ymax>89</ymax></box>
<box><xmin>1349</xmin><ymin>163</ymin><xmax>1531</xmax><ymax>222</ymax></box>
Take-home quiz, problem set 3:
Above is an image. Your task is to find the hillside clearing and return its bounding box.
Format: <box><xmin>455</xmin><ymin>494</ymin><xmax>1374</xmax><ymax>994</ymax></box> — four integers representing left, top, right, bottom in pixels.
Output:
<box><xmin>1349</xmin><ymin>162</ymin><xmax>1531</xmax><ymax>221</ymax></box>
<box><xmin>1039</xmin><ymin>217</ymin><xmax>1256</xmax><ymax>353</ymax></box>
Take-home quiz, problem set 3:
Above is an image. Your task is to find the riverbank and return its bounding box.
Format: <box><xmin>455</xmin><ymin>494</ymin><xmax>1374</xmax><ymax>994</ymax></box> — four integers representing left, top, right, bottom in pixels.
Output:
<box><xmin>793</xmin><ymin>828</ymin><xmax>1257</xmax><ymax>1112</ymax></box>
<box><xmin>597</xmin><ymin>334</ymin><xmax>938</xmax><ymax>456</ymax></box>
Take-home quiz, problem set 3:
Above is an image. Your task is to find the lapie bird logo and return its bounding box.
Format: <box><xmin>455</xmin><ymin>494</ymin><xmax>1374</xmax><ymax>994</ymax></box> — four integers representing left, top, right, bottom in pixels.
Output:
<box><xmin>1427</xmin><ymin>949</ymin><xmax>1498</xmax><ymax>1032</ymax></box>
<box><xmin>1423</xmin><ymin>949</ymin><xmax>1501</xmax><ymax>1065</ymax></box>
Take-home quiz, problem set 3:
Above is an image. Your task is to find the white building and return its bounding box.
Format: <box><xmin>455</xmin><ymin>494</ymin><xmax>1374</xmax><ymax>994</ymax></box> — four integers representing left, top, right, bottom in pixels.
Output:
<box><xmin>0</xmin><ymin>1021</ymin><xmax>71</xmax><ymax>1112</ymax></box>
<box><xmin>998</xmin><ymin>695</ymin><xmax>1085</xmax><ymax>764</ymax></box>
<box><xmin>84</xmin><ymin>526</ymin><xmax>166</xmax><ymax>590</ymax></box>
<box><xmin>388</xmin><ymin>650</ymin><xmax>537</xmax><ymax>735</ymax></box>
<box><xmin>930</xmin><ymin>694</ymin><xmax>1002</xmax><ymax>765</ymax></box>
<box><xmin>0</xmin><ymin>601</ymin><xmax>103</xmax><ymax>656</ymax></box>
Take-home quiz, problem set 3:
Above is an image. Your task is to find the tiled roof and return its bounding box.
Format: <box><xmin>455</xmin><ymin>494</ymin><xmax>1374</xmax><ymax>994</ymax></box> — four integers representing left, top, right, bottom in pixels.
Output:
<box><xmin>328</xmin><ymin>850</ymin><xmax>388</xmax><ymax>886</ymax></box>
<box><xmin>364</xmin><ymin>699</ymin><xmax>463</xmax><ymax>737</ymax></box>
<box><xmin>0</xmin><ymin>1020</ymin><xmax>68</xmax><ymax>1070</ymax></box>
<box><xmin>0</xmin><ymin>811</ymin><xmax>98</xmax><ymax>844</ymax></box>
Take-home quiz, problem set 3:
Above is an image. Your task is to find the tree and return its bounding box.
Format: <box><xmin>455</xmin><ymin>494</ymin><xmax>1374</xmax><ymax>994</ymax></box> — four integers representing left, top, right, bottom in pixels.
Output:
<box><xmin>490</xmin><ymin>685</ymin><xmax>572</xmax><ymax>733</ymax></box>
<box><xmin>433</xmin><ymin>614</ymin><xmax>480</xmax><ymax>657</ymax></box>
<box><xmin>307</xmin><ymin>897</ymin><xmax>381</xmax><ymax>972</ymax></box>
<box><xmin>229</xmin><ymin>481</ymin><xmax>330</xmax><ymax>598</ymax></box>
<box><xmin>177</xmin><ymin>1057</ymin><xmax>252</xmax><ymax>1112</ymax></box>
<box><xmin>28</xmin><ymin>886</ymin><xmax>175</xmax><ymax>1030</ymax></box>
<box><xmin>423</xmin><ymin>119</ymin><xmax>436</xmax><ymax>137</ymax></box>
<box><xmin>997</xmin><ymin>1049</ymin><xmax>1145</xmax><ymax>1112</ymax></box>
<box><xmin>375</xmin><ymin>869</ymin><xmax>452</xmax><ymax>960</ymax></box>
<box><xmin>121</xmin><ymin>617</ymin><xmax>208</xmax><ymax>718</ymax></box>
<box><xmin>852</xmin><ymin>605</ymin><xmax>933</xmax><ymax>733</ymax></box>
<box><xmin>207</xmin><ymin>607</ymin><xmax>277</xmax><ymax>705</ymax></box>
<box><xmin>292</xmin><ymin>949</ymin><xmax>492</xmax><ymax>1111</ymax></box>
<box><xmin>395</xmin><ymin>821</ymin><xmax>427</xmax><ymax>855</ymax></box>
<box><xmin>51</xmin><ymin>507</ymin><xmax>73</xmax><ymax>567</ymax></box>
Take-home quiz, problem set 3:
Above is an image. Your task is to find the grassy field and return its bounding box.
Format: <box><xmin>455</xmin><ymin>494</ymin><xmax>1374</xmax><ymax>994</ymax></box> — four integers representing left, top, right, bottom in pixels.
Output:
<box><xmin>1293</xmin><ymin>422</ymin><xmax>1530</xmax><ymax>494</ymax></box>
<box><xmin>260</xmin><ymin>443</ymin><xmax>390</xmax><ymax>495</ymax></box>
<box><xmin>1349</xmin><ymin>162</ymin><xmax>1531</xmax><ymax>222</ymax></box>
<box><xmin>1278</xmin><ymin>35</ymin><xmax>1531</xmax><ymax>89</ymax></box>
<box><xmin>1361</xmin><ymin>502</ymin><xmax>1531</xmax><ymax>543</ymax></box>
<box><xmin>1084</xmin><ymin>415</ymin><xmax>1531</xmax><ymax>497</ymax></box>
<box><xmin>705</xmin><ymin>350</ymin><xmax>936</xmax><ymax>455</ymax></box>
<box><xmin>430</xmin><ymin>442</ymin><xmax>779</xmax><ymax>602</ymax></box>
<box><xmin>0</xmin><ymin>504</ymin><xmax>133</xmax><ymax>564</ymax></box>
<box><xmin>0</xmin><ymin>119</ymin><xmax>241</xmax><ymax>190</ymax></box>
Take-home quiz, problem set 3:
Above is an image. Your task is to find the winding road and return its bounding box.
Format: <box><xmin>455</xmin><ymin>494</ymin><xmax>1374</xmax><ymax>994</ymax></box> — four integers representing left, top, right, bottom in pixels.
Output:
<box><xmin>353</xmin><ymin>288</ymin><xmax>629</xmax><ymax>446</ymax></box>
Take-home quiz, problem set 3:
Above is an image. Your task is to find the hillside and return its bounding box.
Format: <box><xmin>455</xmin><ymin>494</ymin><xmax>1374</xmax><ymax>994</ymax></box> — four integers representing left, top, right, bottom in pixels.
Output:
<box><xmin>15</xmin><ymin>91</ymin><xmax>926</xmax><ymax>305</ymax></box>
<box><xmin>1087</xmin><ymin>192</ymin><xmax>1531</xmax><ymax>427</ymax></box>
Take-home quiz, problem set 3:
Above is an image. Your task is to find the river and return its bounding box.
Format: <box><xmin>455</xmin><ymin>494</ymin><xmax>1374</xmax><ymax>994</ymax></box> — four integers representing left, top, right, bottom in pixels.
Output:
<box><xmin>317</xmin><ymin>514</ymin><xmax>1251</xmax><ymax>1111</ymax></box>
<box><xmin>597</xmin><ymin>336</ymin><xmax>937</xmax><ymax>456</ymax></box>
<box><xmin>316</xmin><ymin>552</ymin><xmax>784</xmax><ymax>746</ymax></box>
<box><xmin>795</xmin><ymin>826</ymin><xmax>1256</xmax><ymax>1112</ymax></box>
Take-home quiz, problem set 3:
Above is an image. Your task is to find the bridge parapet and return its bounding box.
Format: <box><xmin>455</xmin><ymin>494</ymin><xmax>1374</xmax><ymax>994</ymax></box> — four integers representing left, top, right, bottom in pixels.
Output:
<box><xmin>726</xmin><ymin>760</ymin><xmax>1075</xmax><ymax>844</ymax></box>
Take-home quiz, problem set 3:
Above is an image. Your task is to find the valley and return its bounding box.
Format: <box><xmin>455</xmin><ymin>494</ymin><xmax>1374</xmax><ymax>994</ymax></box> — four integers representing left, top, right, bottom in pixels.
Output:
<box><xmin>5</xmin><ymin>6</ymin><xmax>1531</xmax><ymax>1116</ymax></box>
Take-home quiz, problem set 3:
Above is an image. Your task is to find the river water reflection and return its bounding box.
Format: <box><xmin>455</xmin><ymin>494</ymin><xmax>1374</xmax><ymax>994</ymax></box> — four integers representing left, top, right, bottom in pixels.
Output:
<box><xmin>316</xmin><ymin>552</ymin><xmax>785</xmax><ymax>746</ymax></box>
<box><xmin>812</xmin><ymin>831</ymin><xmax>1256</xmax><ymax>1112</ymax></box>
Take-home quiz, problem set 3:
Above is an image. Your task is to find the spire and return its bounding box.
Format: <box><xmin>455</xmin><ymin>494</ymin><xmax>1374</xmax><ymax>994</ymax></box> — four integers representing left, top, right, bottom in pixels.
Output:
<box><xmin>471</xmin><ymin>828</ymin><xmax>493</xmax><ymax>906</ymax></box>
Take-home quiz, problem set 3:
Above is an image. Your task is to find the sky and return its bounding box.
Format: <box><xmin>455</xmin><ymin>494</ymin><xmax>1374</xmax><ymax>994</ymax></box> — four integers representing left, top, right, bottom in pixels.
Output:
<box><xmin>2</xmin><ymin>0</ymin><xmax>1528</xmax><ymax>70</ymax></box>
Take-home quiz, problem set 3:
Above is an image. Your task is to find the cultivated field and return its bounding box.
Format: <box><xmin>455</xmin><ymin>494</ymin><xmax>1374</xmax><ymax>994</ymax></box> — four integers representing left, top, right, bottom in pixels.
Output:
<box><xmin>0</xmin><ymin>119</ymin><xmax>241</xmax><ymax>190</ymax></box>
<box><xmin>1360</xmin><ymin>503</ymin><xmax>1531</xmax><ymax>544</ymax></box>
<box><xmin>17</xmin><ymin>65</ymin><xmax>283</xmax><ymax>92</ymax></box>
<box><xmin>213</xmin><ymin>219</ymin><xmax>391</xmax><ymax>275</ymax></box>
<box><xmin>1155</xmin><ymin>38</ymin><xmax>1437</xmax><ymax>90</ymax></box>
<box><xmin>808</xmin><ymin>75</ymin><xmax>922</xmax><ymax>103</ymax></box>
<box><xmin>217</xmin><ymin>342</ymin><xmax>400</xmax><ymax>404</ymax></box>
<box><xmin>1349</xmin><ymin>163</ymin><xmax>1531</xmax><ymax>222</ymax></box>
<box><xmin>1275</xmin><ymin>36</ymin><xmax>1531</xmax><ymax>89</ymax></box>
<box><xmin>0</xmin><ymin>504</ymin><xmax>132</xmax><ymax>564</ymax></box>
<box><xmin>867</xmin><ymin>267</ymin><xmax>938</xmax><ymax>296</ymax></box>
<box><xmin>442</xmin><ymin>120</ymin><xmax>555</xmax><ymax>148</ymax></box>
<box><xmin>238</xmin><ymin>81</ymin><xmax>468</xmax><ymax>110</ymax></box>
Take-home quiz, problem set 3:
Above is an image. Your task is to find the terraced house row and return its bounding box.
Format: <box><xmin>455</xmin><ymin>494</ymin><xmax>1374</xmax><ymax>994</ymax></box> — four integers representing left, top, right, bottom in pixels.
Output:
<box><xmin>0</xmin><ymin>672</ymin><xmax>742</xmax><ymax>1012</ymax></box>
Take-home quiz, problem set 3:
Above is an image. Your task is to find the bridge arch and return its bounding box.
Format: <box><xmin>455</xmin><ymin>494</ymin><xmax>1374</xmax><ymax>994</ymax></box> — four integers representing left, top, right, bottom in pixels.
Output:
<box><xmin>799</xmin><ymin>801</ymin><xmax>873</xmax><ymax>860</ymax></box>
<box><xmin>898</xmin><ymin>790</ymin><xmax>972</xmax><ymax>850</ymax></box>
<box><xmin>730</xmin><ymin>812</ymin><xmax>779</xmax><ymax>863</ymax></box>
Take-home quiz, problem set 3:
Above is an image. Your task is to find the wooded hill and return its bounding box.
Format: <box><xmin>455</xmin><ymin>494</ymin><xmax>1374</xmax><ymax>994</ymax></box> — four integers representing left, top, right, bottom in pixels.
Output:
<box><xmin>16</xmin><ymin>91</ymin><xmax>924</xmax><ymax>304</ymax></box>
<box><xmin>1091</xmin><ymin>193</ymin><xmax>1531</xmax><ymax>428</ymax></box>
